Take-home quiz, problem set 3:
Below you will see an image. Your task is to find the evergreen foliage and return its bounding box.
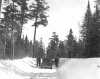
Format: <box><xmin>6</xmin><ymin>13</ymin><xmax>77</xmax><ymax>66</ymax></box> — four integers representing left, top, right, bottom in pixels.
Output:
<box><xmin>89</xmin><ymin>4</ymin><xmax>100</xmax><ymax>57</ymax></box>
<box><xmin>80</xmin><ymin>1</ymin><xmax>93</xmax><ymax>57</ymax></box>
<box><xmin>66</xmin><ymin>29</ymin><xmax>78</xmax><ymax>58</ymax></box>
<box><xmin>57</xmin><ymin>41</ymin><xmax>67</xmax><ymax>58</ymax></box>
<box><xmin>1</xmin><ymin>0</ymin><xmax>100</xmax><ymax>59</ymax></box>
<box><xmin>28</xmin><ymin>0</ymin><xmax>49</xmax><ymax>57</ymax></box>
<box><xmin>81</xmin><ymin>0</ymin><xmax>100</xmax><ymax>57</ymax></box>
<box><xmin>47</xmin><ymin>32</ymin><xmax>59</xmax><ymax>59</ymax></box>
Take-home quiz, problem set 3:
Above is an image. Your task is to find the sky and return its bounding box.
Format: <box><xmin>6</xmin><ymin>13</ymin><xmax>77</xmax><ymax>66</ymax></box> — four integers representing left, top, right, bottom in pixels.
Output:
<box><xmin>22</xmin><ymin>0</ymin><xmax>95</xmax><ymax>47</ymax></box>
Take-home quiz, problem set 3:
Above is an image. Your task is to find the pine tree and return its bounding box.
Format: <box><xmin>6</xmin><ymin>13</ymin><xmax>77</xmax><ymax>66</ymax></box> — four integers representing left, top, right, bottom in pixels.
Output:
<box><xmin>80</xmin><ymin>0</ymin><xmax>100</xmax><ymax>57</ymax></box>
<box><xmin>80</xmin><ymin>0</ymin><xmax>93</xmax><ymax>57</ymax></box>
<box><xmin>47</xmin><ymin>32</ymin><xmax>59</xmax><ymax>59</ymax></box>
<box><xmin>0</xmin><ymin>1</ymin><xmax>22</xmax><ymax>59</ymax></box>
<box><xmin>0</xmin><ymin>0</ymin><xmax>30</xmax><ymax>59</ymax></box>
<box><xmin>12</xmin><ymin>0</ymin><xmax>29</xmax><ymax>25</ymax></box>
<box><xmin>76</xmin><ymin>39</ymin><xmax>85</xmax><ymax>58</ymax></box>
<box><xmin>89</xmin><ymin>3</ymin><xmax>100</xmax><ymax>57</ymax></box>
<box><xmin>58</xmin><ymin>41</ymin><xmax>66</xmax><ymax>58</ymax></box>
<box><xmin>67</xmin><ymin>29</ymin><xmax>77</xmax><ymax>58</ymax></box>
<box><xmin>29</xmin><ymin>0</ymin><xmax>49</xmax><ymax>57</ymax></box>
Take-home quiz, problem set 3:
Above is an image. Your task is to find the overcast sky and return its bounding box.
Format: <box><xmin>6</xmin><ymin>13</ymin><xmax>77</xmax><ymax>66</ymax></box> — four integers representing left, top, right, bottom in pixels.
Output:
<box><xmin>22</xmin><ymin>0</ymin><xmax>95</xmax><ymax>47</ymax></box>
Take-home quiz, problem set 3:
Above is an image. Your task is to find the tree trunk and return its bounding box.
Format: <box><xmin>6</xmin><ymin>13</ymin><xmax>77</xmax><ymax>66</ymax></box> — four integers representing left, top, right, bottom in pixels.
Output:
<box><xmin>3</xmin><ymin>39</ymin><xmax>6</xmax><ymax>59</ymax></box>
<box><xmin>33</xmin><ymin>25</ymin><xmax>37</xmax><ymax>58</ymax></box>
<box><xmin>12</xmin><ymin>1</ymin><xmax>15</xmax><ymax>59</ymax></box>
<box><xmin>12</xmin><ymin>29</ymin><xmax>14</xmax><ymax>59</ymax></box>
<box><xmin>33</xmin><ymin>9</ymin><xmax>38</xmax><ymax>58</ymax></box>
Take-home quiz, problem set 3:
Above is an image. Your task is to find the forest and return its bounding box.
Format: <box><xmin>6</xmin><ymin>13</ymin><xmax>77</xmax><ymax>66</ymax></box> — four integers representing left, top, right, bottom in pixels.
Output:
<box><xmin>0</xmin><ymin>0</ymin><xmax>100</xmax><ymax>67</ymax></box>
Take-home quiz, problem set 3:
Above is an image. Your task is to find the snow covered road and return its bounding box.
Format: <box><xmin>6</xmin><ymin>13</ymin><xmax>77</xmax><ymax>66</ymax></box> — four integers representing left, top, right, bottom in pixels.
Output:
<box><xmin>1</xmin><ymin>57</ymin><xmax>100</xmax><ymax>79</ymax></box>
<box><xmin>57</xmin><ymin>58</ymin><xmax>100</xmax><ymax>79</ymax></box>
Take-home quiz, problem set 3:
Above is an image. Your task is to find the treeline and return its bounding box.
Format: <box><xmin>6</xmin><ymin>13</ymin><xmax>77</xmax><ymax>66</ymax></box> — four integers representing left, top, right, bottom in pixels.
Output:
<box><xmin>0</xmin><ymin>0</ymin><xmax>48</xmax><ymax>59</ymax></box>
<box><xmin>80</xmin><ymin>1</ymin><xmax>100</xmax><ymax>57</ymax></box>
<box><xmin>0</xmin><ymin>35</ymin><xmax>32</xmax><ymax>58</ymax></box>
<box><xmin>41</xmin><ymin>30</ymin><xmax>83</xmax><ymax>68</ymax></box>
<box><xmin>41</xmin><ymin>1</ymin><xmax>100</xmax><ymax>67</ymax></box>
<box><xmin>0</xmin><ymin>0</ymin><xmax>100</xmax><ymax>60</ymax></box>
<box><xmin>46</xmin><ymin>0</ymin><xmax>100</xmax><ymax>58</ymax></box>
<box><xmin>0</xmin><ymin>34</ymin><xmax>46</xmax><ymax>59</ymax></box>
<box><xmin>46</xmin><ymin>30</ymin><xmax>83</xmax><ymax>59</ymax></box>
<box><xmin>5</xmin><ymin>36</ymin><xmax>33</xmax><ymax>58</ymax></box>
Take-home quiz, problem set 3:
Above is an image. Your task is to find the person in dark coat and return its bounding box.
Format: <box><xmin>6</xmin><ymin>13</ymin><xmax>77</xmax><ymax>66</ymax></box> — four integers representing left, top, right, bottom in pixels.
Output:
<box><xmin>55</xmin><ymin>57</ymin><xmax>59</xmax><ymax>67</ymax></box>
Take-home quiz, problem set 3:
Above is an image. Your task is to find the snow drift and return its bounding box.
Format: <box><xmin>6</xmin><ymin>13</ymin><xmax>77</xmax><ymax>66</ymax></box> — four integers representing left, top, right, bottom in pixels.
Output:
<box><xmin>0</xmin><ymin>57</ymin><xmax>56</xmax><ymax>79</ymax></box>
<box><xmin>57</xmin><ymin>58</ymin><xmax>100</xmax><ymax>79</ymax></box>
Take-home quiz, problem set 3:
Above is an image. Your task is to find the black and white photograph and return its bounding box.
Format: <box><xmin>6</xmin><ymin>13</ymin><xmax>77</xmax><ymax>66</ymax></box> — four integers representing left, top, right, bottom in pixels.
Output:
<box><xmin>0</xmin><ymin>0</ymin><xmax>99</xmax><ymax>79</ymax></box>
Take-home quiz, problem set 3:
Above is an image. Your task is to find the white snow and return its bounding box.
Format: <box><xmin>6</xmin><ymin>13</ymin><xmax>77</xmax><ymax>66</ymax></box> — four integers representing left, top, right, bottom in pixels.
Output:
<box><xmin>1</xmin><ymin>57</ymin><xmax>100</xmax><ymax>79</ymax></box>
<box><xmin>57</xmin><ymin>58</ymin><xmax>100</xmax><ymax>79</ymax></box>
<box><xmin>0</xmin><ymin>57</ymin><xmax>56</xmax><ymax>79</ymax></box>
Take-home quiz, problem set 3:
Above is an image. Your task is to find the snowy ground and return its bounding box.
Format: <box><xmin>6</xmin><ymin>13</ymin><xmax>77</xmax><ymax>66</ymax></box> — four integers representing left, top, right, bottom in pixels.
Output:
<box><xmin>0</xmin><ymin>57</ymin><xmax>100</xmax><ymax>79</ymax></box>
<box><xmin>57</xmin><ymin>58</ymin><xmax>100</xmax><ymax>79</ymax></box>
<box><xmin>0</xmin><ymin>57</ymin><xmax>56</xmax><ymax>79</ymax></box>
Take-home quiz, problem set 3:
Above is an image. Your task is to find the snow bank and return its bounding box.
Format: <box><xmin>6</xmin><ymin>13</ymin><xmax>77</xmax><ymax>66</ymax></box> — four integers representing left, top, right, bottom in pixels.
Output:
<box><xmin>0</xmin><ymin>57</ymin><xmax>56</xmax><ymax>79</ymax></box>
<box><xmin>57</xmin><ymin>58</ymin><xmax>100</xmax><ymax>79</ymax></box>
<box><xmin>0</xmin><ymin>57</ymin><xmax>37</xmax><ymax>73</ymax></box>
<box><xmin>0</xmin><ymin>57</ymin><xmax>36</xmax><ymax>79</ymax></box>
<box><xmin>0</xmin><ymin>70</ymin><xmax>25</xmax><ymax>79</ymax></box>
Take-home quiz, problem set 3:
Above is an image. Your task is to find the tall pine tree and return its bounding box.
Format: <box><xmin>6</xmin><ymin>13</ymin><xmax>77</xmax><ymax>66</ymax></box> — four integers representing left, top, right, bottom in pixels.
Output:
<box><xmin>81</xmin><ymin>0</ymin><xmax>100</xmax><ymax>57</ymax></box>
<box><xmin>29</xmin><ymin>0</ymin><xmax>49</xmax><ymax>58</ymax></box>
<box><xmin>81</xmin><ymin>0</ymin><xmax>93</xmax><ymax>57</ymax></box>
<box><xmin>67</xmin><ymin>29</ymin><xmax>77</xmax><ymax>58</ymax></box>
<box><xmin>47</xmin><ymin>32</ymin><xmax>59</xmax><ymax>59</ymax></box>
<box><xmin>90</xmin><ymin>3</ymin><xmax>100</xmax><ymax>57</ymax></box>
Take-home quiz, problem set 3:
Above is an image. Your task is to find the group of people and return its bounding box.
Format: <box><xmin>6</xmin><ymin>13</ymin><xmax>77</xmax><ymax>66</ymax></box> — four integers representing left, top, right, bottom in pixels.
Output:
<box><xmin>36</xmin><ymin>57</ymin><xmax>59</xmax><ymax>68</ymax></box>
